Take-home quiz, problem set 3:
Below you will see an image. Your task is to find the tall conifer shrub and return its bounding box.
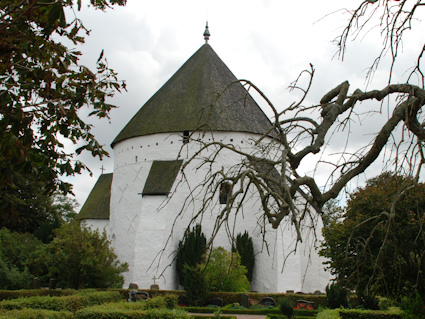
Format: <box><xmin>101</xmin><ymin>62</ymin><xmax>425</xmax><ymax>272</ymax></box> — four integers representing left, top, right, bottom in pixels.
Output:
<box><xmin>176</xmin><ymin>224</ymin><xmax>206</xmax><ymax>287</ymax></box>
<box><xmin>232</xmin><ymin>231</ymin><xmax>255</xmax><ymax>282</ymax></box>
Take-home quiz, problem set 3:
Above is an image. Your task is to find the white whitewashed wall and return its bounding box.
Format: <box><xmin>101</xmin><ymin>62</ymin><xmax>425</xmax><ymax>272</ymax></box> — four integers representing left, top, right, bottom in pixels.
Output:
<box><xmin>107</xmin><ymin>131</ymin><xmax>330</xmax><ymax>292</ymax></box>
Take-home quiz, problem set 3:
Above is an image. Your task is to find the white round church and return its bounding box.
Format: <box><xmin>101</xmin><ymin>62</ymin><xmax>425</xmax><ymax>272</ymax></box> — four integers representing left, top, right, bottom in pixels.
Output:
<box><xmin>78</xmin><ymin>30</ymin><xmax>330</xmax><ymax>293</ymax></box>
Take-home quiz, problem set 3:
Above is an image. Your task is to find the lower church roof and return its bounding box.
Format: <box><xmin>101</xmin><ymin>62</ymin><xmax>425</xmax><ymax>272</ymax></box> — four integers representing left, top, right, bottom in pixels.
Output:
<box><xmin>77</xmin><ymin>173</ymin><xmax>112</xmax><ymax>220</ymax></box>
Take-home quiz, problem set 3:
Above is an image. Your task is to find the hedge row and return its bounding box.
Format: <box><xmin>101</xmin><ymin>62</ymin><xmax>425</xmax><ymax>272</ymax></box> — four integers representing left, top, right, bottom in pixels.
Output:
<box><xmin>317</xmin><ymin>308</ymin><xmax>402</xmax><ymax>319</ymax></box>
<box><xmin>73</xmin><ymin>300</ymin><xmax>185</xmax><ymax>319</ymax></box>
<box><xmin>0</xmin><ymin>288</ymin><xmax>78</xmax><ymax>301</ymax></box>
<box><xmin>0</xmin><ymin>291</ymin><xmax>122</xmax><ymax>312</ymax></box>
<box><xmin>338</xmin><ymin>309</ymin><xmax>402</xmax><ymax>319</ymax></box>
<box><xmin>0</xmin><ymin>308</ymin><xmax>74</xmax><ymax>318</ymax></box>
<box><xmin>0</xmin><ymin>289</ymin><xmax>336</xmax><ymax>308</ymax></box>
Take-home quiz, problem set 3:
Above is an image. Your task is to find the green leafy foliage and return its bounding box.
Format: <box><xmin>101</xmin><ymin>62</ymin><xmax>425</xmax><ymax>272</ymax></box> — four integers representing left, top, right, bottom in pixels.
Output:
<box><xmin>45</xmin><ymin>221</ymin><xmax>128</xmax><ymax>289</ymax></box>
<box><xmin>277</xmin><ymin>297</ymin><xmax>294</xmax><ymax>318</ymax></box>
<box><xmin>0</xmin><ymin>308</ymin><xmax>74</xmax><ymax>319</ymax></box>
<box><xmin>0</xmin><ymin>0</ymin><xmax>126</xmax><ymax>205</ymax></box>
<box><xmin>0</xmin><ymin>168</ymin><xmax>79</xmax><ymax>242</ymax></box>
<box><xmin>326</xmin><ymin>283</ymin><xmax>349</xmax><ymax>309</ymax></box>
<box><xmin>232</xmin><ymin>231</ymin><xmax>255</xmax><ymax>282</ymax></box>
<box><xmin>74</xmin><ymin>297</ymin><xmax>189</xmax><ymax>319</ymax></box>
<box><xmin>316</xmin><ymin>309</ymin><xmax>341</xmax><ymax>319</ymax></box>
<box><xmin>320</xmin><ymin>173</ymin><xmax>425</xmax><ymax>301</ymax></box>
<box><xmin>399</xmin><ymin>291</ymin><xmax>425</xmax><ymax>319</ymax></box>
<box><xmin>0</xmin><ymin>228</ymin><xmax>44</xmax><ymax>289</ymax></box>
<box><xmin>176</xmin><ymin>224</ymin><xmax>207</xmax><ymax>287</ymax></box>
<box><xmin>201</xmin><ymin>247</ymin><xmax>250</xmax><ymax>292</ymax></box>
<box><xmin>182</xmin><ymin>264</ymin><xmax>208</xmax><ymax>306</ymax></box>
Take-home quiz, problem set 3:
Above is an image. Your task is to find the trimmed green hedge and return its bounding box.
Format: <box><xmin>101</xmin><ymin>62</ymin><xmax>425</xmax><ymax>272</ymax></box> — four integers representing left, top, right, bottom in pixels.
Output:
<box><xmin>0</xmin><ymin>289</ymin><xmax>335</xmax><ymax>309</ymax></box>
<box><xmin>338</xmin><ymin>309</ymin><xmax>402</xmax><ymax>319</ymax></box>
<box><xmin>317</xmin><ymin>308</ymin><xmax>402</xmax><ymax>319</ymax></box>
<box><xmin>75</xmin><ymin>304</ymin><xmax>189</xmax><ymax>319</ymax></box>
<box><xmin>0</xmin><ymin>291</ymin><xmax>122</xmax><ymax>312</ymax></box>
<box><xmin>267</xmin><ymin>314</ymin><xmax>288</xmax><ymax>319</ymax></box>
<box><xmin>0</xmin><ymin>308</ymin><xmax>74</xmax><ymax>318</ymax></box>
<box><xmin>181</xmin><ymin>306</ymin><xmax>281</xmax><ymax>315</ymax></box>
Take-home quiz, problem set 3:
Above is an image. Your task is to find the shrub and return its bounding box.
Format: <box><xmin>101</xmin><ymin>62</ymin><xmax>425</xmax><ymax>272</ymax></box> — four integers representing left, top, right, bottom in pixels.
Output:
<box><xmin>399</xmin><ymin>291</ymin><xmax>425</xmax><ymax>319</ymax></box>
<box><xmin>316</xmin><ymin>309</ymin><xmax>341</xmax><ymax>319</ymax></box>
<box><xmin>46</xmin><ymin>221</ymin><xmax>128</xmax><ymax>289</ymax></box>
<box><xmin>0</xmin><ymin>295</ymin><xmax>88</xmax><ymax>312</ymax></box>
<box><xmin>278</xmin><ymin>297</ymin><xmax>294</xmax><ymax>319</ymax></box>
<box><xmin>176</xmin><ymin>224</ymin><xmax>206</xmax><ymax>287</ymax></box>
<box><xmin>145</xmin><ymin>295</ymin><xmax>178</xmax><ymax>310</ymax></box>
<box><xmin>143</xmin><ymin>308</ymin><xmax>189</xmax><ymax>319</ymax></box>
<box><xmin>75</xmin><ymin>302</ymin><xmax>189</xmax><ymax>319</ymax></box>
<box><xmin>267</xmin><ymin>315</ymin><xmax>288</xmax><ymax>319</ymax></box>
<box><xmin>378</xmin><ymin>297</ymin><xmax>392</xmax><ymax>310</ymax></box>
<box><xmin>182</xmin><ymin>264</ymin><xmax>208</xmax><ymax>306</ymax></box>
<box><xmin>0</xmin><ymin>291</ymin><xmax>122</xmax><ymax>313</ymax></box>
<box><xmin>232</xmin><ymin>231</ymin><xmax>255</xmax><ymax>282</ymax></box>
<box><xmin>201</xmin><ymin>247</ymin><xmax>250</xmax><ymax>292</ymax></box>
<box><xmin>338</xmin><ymin>308</ymin><xmax>402</xmax><ymax>318</ymax></box>
<box><xmin>0</xmin><ymin>228</ymin><xmax>45</xmax><ymax>289</ymax></box>
<box><xmin>0</xmin><ymin>308</ymin><xmax>74</xmax><ymax>318</ymax></box>
<box><xmin>326</xmin><ymin>283</ymin><xmax>349</xmax><ymax>309</ymax></box>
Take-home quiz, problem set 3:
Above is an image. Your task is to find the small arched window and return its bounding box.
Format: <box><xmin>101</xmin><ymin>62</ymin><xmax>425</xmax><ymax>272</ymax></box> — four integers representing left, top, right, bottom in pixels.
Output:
<box><xmin>219</xmin><ymin>182</ymin><xmax>231</xmax><ymax>204</ymax></box>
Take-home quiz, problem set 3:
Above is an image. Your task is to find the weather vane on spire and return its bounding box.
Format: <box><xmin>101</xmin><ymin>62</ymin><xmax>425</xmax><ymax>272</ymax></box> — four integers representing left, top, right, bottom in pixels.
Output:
<box><xmin>203</xmin><ymin>21</ymin><xmax>210</xmax><ymax>44</ymax></box>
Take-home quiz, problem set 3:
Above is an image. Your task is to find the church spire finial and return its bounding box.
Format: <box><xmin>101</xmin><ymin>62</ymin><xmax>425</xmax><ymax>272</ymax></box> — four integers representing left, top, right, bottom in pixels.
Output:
<box><xmin>203</xmin><ymin>21</ymin><xmax>210</xmax><ymax>44</ymax></box>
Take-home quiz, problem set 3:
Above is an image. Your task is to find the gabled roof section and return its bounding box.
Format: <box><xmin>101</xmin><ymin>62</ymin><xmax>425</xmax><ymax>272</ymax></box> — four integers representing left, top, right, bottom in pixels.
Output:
<box><xmin>142</xmin><ymin>160</ymin><xmax>183</xmax><ymax>196</ymax></box>
<box><xmin>77</xmin><ymin>173</ymin><xmax>112</xmax><ymax>220</ymax></box>
<box><xmin>112</xmin><ymin>44</ymin><xmax>273</xmax><ymax>147</ymax></box>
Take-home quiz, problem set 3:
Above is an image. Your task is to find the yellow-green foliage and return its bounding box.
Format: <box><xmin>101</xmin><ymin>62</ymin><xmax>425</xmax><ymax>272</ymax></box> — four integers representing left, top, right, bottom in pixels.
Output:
<box><xmin>317</xmin><ymin>308</ymin><xmax>402</xmax><ymax>319</ymax></box>
<box><xmin>0</xmin><ymin>290</ymin><xmax>123</xmax><ymax>313</ymax></box>
<box><xmin>317</xmin><ymin>309</ymin><xmax>341</xmax><ymax>319</ymax></box>
<box><xmin>75</xmin><ymin>302</ymin><xmax>189</xmax><ymax>319</ymax></box>
<box><xmin>339</xmin><ymin>308</ymin><xmax>402</xmax><ymax>318</ymax></box>
<box><xmin>0</xmin><ymin>308</ymin><xmax>74</xmax><ymax>318</ymax></box>
<box><xmin>145</xmin><ymin>295</ymin><xmax>178</xmax><ymax>309</ymax></box>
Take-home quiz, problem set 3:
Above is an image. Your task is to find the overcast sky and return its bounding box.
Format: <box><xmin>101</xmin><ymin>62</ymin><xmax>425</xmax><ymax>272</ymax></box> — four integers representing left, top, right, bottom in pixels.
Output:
<box><xmin>64</xmin><ymin>0</ymin><xmax>425</xmax><ymax>208</ymax></box>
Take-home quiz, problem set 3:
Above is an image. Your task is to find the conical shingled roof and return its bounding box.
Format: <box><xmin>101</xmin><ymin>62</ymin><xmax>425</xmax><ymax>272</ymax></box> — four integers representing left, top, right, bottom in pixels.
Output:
<box><xmin>112</xmin><ymin>44</ymin><xmax>273</xmax><ymax>147</ymax></box>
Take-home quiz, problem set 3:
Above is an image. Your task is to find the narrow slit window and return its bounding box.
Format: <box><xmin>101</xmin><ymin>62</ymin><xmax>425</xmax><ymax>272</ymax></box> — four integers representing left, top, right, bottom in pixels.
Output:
<box><xmin>219</xmin><ymin>182</ymin><xmax>231</xmax><ymax>204</ymax></box>
<box><xmin>183</xmin><ymin>131</ymin><xmax>189</xmax><ymax>144</ymax></box>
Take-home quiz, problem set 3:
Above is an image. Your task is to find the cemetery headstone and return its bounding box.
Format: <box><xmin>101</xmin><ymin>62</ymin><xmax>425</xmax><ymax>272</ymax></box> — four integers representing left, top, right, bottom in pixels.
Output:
<box><xmin>32</xmin><ymin>277</ymin><xmax>40</xmax><ymax>289</ymax></box>
<box><xmin>259</xmin><ymin>296</ymin><xmax>276</xmax><ymax>307</ymax></box>
<box><xmin>240</xmin><ymin>294</ymin><xmax>250</xmax><ymax>308</ymax></box>
<box><xmin>208</xmin><ymin>297</ymin><xmax>223</xmax><ymax>307</ymax></box>
<box><xmin>128</xmin><ymin>283</ymin><xmax>138</xmax><ymax>289</ymax></box>
<box><xmin>49</xmin><ymin>278</ymin><xmax>57</xmax><ymax>290</ymax></box>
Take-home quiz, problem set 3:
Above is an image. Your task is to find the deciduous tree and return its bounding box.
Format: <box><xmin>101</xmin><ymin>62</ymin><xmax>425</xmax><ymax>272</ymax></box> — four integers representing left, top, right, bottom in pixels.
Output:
<box><xmin>0</xmin><ymin>0</ymin><xmax>126</xmax><ymax>201</ymax></box>
<box><xmin>46</xmin><ymin>221</ymin><xmax>128</xmax><ymax>289</ymax></box>
<box><xmin>201</xmin><ymin>247</ymin><xmax>250</xmax><ymax>292</ymax></box>
<box><xmin>320</xmin><ymin>173</ymin><xmax>425</xmax><ymax>301</ymax></box>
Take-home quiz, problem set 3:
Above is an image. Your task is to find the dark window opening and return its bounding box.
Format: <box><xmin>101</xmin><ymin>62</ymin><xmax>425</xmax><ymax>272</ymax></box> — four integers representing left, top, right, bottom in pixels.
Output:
<box><xmin>219</xmin><ymin>182</ymin><xmax>232</xmax><ymax>204</ymax></box>
<box><xmin>183</xmin><ymin>131</ymin><xmax>189</xmax><ymax>144</ymax></box>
